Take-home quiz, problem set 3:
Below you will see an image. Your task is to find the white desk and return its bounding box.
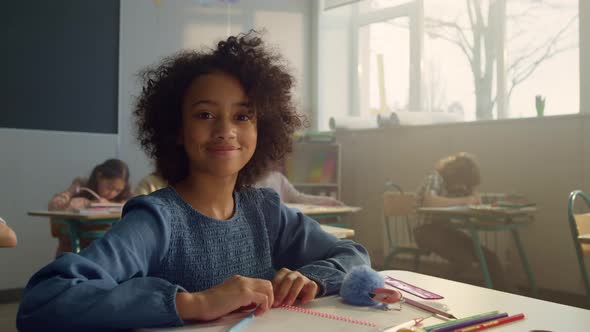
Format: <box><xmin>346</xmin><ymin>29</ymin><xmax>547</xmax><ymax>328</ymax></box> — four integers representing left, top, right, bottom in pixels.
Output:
<box><xmin>579</xmin><ymin>234</ymin><xmax>590</xmax><ymax>244</ymax></box>
<box><xmin>286</xmin><ymin>203</ymin><xmax>361</xmax><ymax>219</ymax></box>
<box><xmin>139</xmin><ymin>270</ymin><xmax>590</xmax><ymax>331</ymax></box>
<box><xmin>393</xmin><ymin>270</ymin><xmax>590</xmax><ymax>331</ymax></box>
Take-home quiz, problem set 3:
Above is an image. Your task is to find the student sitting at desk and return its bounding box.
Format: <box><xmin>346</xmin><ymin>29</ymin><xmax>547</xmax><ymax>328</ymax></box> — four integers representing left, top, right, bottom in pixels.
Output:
<box><xmin>414</xmin><ymin>152</ymin><xmax>512</xmax><ymax>292</ymax></box>
<box><xmin>0</xmin><ymin>216</ymin><xmax>17</xmax><ymax>248</ymax></box>
<box><xmin>17</xmin><ymin>32</ymin><xmax>370</xmax><ymax>332</ymax></box>
<box><xmin>48</xmin><ymin>158</ymin><xmax>132</xmax><ymax>253</ymax></box>
<box><xmin>134</xmin><ymin>171</ymin><xmax>167</xmax><ymax>196</ymax></box>
<box><xmin>255</xmin><ymin>170</ymin><xmax>345</xmax><ymax>206</ymax></box>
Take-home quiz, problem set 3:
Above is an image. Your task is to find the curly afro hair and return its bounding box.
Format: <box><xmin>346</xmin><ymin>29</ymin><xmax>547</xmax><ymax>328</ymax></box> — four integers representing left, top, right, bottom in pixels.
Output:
<box><xmin>134</xmin><ymin>31</ymin><xmax>303</xmax><ymax>190</ymax></box>
<box><xmin>436</xmin><ymin>152</ymin><xmax>481</xmax><ymax>196</ymax></box>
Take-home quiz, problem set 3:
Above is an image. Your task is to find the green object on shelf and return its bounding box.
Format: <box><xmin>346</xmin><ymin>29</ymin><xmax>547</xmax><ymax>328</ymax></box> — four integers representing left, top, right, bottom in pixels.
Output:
<box><xmin>535</xmin><ymin>95</ymin><xmax>545</xmax><ymax>117</ymax></box>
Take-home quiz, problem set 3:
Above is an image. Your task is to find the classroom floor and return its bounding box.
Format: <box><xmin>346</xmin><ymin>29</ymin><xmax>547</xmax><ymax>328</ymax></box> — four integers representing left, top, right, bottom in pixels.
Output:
<box><xmin>0</xmin><ymin>302</ymin><xmax>17</xmax><ymax>332</ymax></box>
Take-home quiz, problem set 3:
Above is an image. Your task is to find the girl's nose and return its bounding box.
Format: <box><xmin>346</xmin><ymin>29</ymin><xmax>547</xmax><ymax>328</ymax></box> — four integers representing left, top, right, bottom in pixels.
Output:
<box><xmin>214</xmin><ymin>118</ymin><xmax>237</xmax><ymax>140</ymax></box>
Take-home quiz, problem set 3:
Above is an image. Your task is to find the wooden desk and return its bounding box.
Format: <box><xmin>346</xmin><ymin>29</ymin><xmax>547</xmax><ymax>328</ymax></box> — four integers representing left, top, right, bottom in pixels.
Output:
<box><xmin>139</xmin><ymin>270</ymin><xmax>590</xmax><ymax>332</ymax></box>
<box><xmin>29</xmin><ymin>210</ymin><xmax>120</xmax><ymax>253</ymax></box>
<box><xmin>417</xmin><ymin>205</ymin><xmax>537</xmax><ymax>296</ymax></box>
<box><xmin>579</xmin><ymin>234</ymin><xmax>590</xmax><ymax>244</ymax></box>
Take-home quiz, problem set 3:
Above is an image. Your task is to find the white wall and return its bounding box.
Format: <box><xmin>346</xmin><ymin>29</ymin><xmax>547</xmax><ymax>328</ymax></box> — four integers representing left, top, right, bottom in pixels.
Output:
<box><xmin>336</xmin><ymin>114</ymin><xmax>590</xmax><ymax>295</ymax></box>
<box><xmin>581</xmin><ymin>0</ymin><xmax>589</xmax><ymax>114</ymax></box>
<box><xmin>119</xmin><ymin>0</ymin><xmax>313</xmax><ymax>185</ymax></box>
<box><xmin>1</xmin><ymin>0</ymin><xmax>313</xmax><ymax>291</ymax></box>
<box><xmin>0</xmin><ymin>129</ymin><xmax>117</xmax><ymax>289</ymax></box>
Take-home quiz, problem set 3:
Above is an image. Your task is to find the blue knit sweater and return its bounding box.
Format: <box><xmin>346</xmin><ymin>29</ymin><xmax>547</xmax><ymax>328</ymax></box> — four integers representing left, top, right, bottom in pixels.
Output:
<box><xmin>17</xmin><ymin>187</ymin><xmax>370</xmax><ymax>332</ymax></box>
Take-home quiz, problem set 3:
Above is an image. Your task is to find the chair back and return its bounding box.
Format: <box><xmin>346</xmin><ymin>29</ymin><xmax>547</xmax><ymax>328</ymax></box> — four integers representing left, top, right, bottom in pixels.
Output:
<box><xmin>383</xmin><ymin>192</ymin><xmax>416</xmax><ymax>217</ymax></box>
<box><xmin>567</xmin><ymin>190</ymin><xmax>590</xmax><ymax>305</ymax></box>
<box><xmin>382</xmin><ymin>182</ymin><xmax>428</xmax><ymax>270</ymax></box>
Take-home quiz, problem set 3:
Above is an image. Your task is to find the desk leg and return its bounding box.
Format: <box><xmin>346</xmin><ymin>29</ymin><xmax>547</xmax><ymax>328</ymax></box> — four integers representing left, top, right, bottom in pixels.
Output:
<box><xmin>68</xmin><ymin>222</ymin><xmax>81</xmax><ymax>254</ymax></box>
<box><xmin>468</xmin><ymin>227</ymin><xmax>494</xmax><ymax>289</ymax></box>
<box><xmin>511</xmin><ymin>228</ymin><xmax>538</xmax><ymax>297</ymax></box>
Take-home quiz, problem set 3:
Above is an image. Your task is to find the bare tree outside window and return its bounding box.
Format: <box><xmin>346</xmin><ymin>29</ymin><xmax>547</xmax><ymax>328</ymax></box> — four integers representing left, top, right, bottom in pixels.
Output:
<box><xmin>424</xmin><ymin>0</ymin><xmax>578</xmax><ymax>120</ymax></box>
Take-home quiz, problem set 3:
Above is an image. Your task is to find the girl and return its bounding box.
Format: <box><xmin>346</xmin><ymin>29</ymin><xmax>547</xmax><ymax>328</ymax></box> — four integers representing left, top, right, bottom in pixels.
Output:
<box><xmin>48</xmin><ymin>158</ymin><xmax>132</xmax><ymax>211</ymax></box>
<box><xmin>48</xmin><ymin>158</ymin><xmax>132</xmax><ymax>253</ymax></box>
<box><xmin>17</xmin><ymin>32</ymin><xmax>369</xmax><ymax>331</ymax></box>
<box><xmin>255</xmin><ymin>170</ymin><xmax>345</xmax><ymax>206</ymax></box>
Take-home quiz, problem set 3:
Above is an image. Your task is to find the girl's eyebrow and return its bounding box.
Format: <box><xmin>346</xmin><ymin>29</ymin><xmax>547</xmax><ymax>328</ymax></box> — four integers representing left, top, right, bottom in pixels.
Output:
<box><xmin>190</xmin><ymin>100</ymin><xmax>215</xmax><ymax>107</ymax></box>
<box><xmin>190</xmin><ymin>100</ymin><xmax>251</xmax><ymax>108</ymax></box>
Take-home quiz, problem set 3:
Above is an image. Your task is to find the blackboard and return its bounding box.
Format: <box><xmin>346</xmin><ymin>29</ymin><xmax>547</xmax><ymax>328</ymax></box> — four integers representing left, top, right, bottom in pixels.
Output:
<box><xmin>0</xmin><ymin>0</ymin><xmax>120</xmax><ymax>134</ymax></box>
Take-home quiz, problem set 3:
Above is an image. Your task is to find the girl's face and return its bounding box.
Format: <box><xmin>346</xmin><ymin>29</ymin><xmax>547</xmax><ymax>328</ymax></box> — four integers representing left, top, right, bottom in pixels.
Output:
<box><xmin>96</xmin><ymin>176</ymin><xmax>126</xmax><ymax>200</ymax></box>
<box><xmin>179</xmin><ymin>71</ymin><xmax>257</xmax><ymax>181</ymax></box>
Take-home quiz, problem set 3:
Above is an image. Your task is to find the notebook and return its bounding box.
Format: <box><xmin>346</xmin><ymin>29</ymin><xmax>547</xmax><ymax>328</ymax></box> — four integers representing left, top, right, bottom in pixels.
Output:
<box><xmin>73</xmin><ymin>202</ymin><xmax>124</xmax><ymax>215</ymax></box>
<box><xmin>140</xmin><ymin>295</ymin><xmax>439</xmax><ymax>332</ymax></box>
<box><xmin>89</xmin><ymin>202</ymin><xmax>125</xmax><ymax>209</ymax></box>
<box><xmin>73</xmin><ymin>208</ymin><xmax>122</xmax><ymax>215</ymax></box>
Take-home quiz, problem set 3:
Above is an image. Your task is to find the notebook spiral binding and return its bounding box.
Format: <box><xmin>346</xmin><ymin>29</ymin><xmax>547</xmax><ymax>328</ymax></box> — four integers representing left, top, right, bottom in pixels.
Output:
<box><xmin>280</xmin><ymin>304</ymin><xmax>377</xmax><ymax>327</ymax></box>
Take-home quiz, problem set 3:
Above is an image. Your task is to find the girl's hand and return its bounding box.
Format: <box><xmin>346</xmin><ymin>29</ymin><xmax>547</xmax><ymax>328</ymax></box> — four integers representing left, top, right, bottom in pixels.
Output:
<box><xmin>67</xmin><ymin>178</ymin><xmax>83</xmax><ymax>195</ymax></box>
<box><xmin>69</xmin><ymin>197</ymin><xmax>90</xmax><ymax>210</ymax></box>
<box><xmin>272</xmin><ymin>268</ymin><xmax>318</xmax><ymax>307</ymax></box>
<box><xmin>176</xmin><ymin>275</ymin><xmax>274</xmax><ymax>321</ymax></box>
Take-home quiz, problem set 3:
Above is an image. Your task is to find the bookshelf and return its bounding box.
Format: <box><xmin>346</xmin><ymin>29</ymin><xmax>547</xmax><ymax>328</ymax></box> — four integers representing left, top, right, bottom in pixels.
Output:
<box><xmin>285</xmin><ymin>141</ymin><xmax>341</xmax><ymax>200</ymax></box>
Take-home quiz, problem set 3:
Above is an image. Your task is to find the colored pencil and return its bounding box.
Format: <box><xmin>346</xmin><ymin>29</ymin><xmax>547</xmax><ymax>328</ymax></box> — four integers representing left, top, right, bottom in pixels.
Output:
<box><xmin>430</xmin><ymin>312</ymin><xmax>508</xmax><ymax>332</ymax></box>
<box><xmin>403</xmin><ymin>297</ymin><xmax>457</xmax><ymax>319</ymax></box>
<box><xmin>454</xmin><ymin>313</ymin><xmax>525</xmax><ymax>332</ymax></box>
<box><xmin>424</xmin><ymin>311</ymin><xmax>499</xmax><ymax>332</ymax></box>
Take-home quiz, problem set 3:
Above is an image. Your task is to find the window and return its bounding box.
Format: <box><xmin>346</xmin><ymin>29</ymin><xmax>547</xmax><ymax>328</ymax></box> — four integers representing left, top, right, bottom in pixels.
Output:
<box><xmin>316</xmin><ymin>0</ymin><xmax>579</xmax><ymax>130</ymax></box>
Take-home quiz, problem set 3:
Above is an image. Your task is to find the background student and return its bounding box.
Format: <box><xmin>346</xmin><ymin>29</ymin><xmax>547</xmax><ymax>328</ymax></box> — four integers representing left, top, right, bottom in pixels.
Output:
<box><xmin>48</xmin><ymin>158</ymin><xmax>132</xmax><ymax>253</ymax></box>
<box><xmin>0</xmin><ymin>216</ymin><xmax>17</xmax><ymax>248</ymax></box>
<box><xmin>255</xmin><ymin>169</ymin><xmax>345</xmax><ymax>206</ymax></box>
<box><xmin>17</xmin><ymin>31</ymin><xmax>370</xmax><ymax>332</ymax></box>
<box><xmin>413</xmin><ymin>152</ymin><xmax>512</xmax><ymax>292</ymax></box>
<box><xmin>134</xmin><ymin>171</ymin><xmax>167</xmax><ymax>196</ymax></box>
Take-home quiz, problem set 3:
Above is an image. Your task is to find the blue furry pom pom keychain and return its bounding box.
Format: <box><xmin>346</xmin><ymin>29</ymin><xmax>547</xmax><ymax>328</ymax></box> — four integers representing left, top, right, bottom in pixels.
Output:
<box><xmin>339</xmin><ymin>266</ymin><xmax>402</xmax><ymax>307</ymax></box>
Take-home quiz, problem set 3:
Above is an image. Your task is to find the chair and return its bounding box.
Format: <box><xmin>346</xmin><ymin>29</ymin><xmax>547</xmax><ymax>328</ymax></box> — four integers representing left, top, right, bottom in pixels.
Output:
<box><xmin>567</xmin><ymin>190</ymin><xmax>590</xmax><ymax>305</ymax></box>
<box><xmin>382</xmin><ymin>182</ymin><xmax>430</xmax><ymax>270</ymax></box>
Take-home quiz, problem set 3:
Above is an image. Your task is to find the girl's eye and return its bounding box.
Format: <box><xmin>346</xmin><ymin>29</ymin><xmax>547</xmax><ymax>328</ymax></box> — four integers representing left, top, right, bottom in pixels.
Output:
<box><xmin>236</xmin><ymin>113</ymin><xmax>253</xmax><ymax>121</ymax></box>
<box><xmin>196</xmin><ymin>112</ymin><xmax>214</xmax><ymax>119</ymax></box>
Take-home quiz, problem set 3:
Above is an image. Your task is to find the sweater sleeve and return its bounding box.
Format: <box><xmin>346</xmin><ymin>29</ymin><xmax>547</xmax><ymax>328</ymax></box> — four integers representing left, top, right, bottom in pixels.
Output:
<box><xmin>17</xmin><ymin>196</ymin><xmax>185</xmax><ymax>332</ymax></box>
<box><xmin>263</xmin><ymin>189</ymin><xmax>370</xmax><ymax>296</ymax></box>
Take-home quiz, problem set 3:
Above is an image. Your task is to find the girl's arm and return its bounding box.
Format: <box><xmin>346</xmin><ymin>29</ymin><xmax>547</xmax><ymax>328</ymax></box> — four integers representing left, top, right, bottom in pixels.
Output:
<box><xmin>422</xmin><ymin>192</ymin><xmax>481</xmax><ymax>207</ymax></box>
<box><xmin>17</xmin><ymin>196</ymin><xmax>184</xmax><ymax>332</ymax></box>
<box><xmin>266</xmin><ymin>190</ymin><xmax>370</xmax><ymax>296</ymax></box>
<box><xmin>48</xmin><ymin>178</ymin><xmax>89</xmax><ymax>211</ymax></box>
<box><xmin>0</xmin><ymin>218</ymin><xmax>17</xmax><ymax>247</ymax></box>
<box><xmin>277</xmin><ymin>173</ymin><xmax>344</xmax><ymax>206</ymax></box>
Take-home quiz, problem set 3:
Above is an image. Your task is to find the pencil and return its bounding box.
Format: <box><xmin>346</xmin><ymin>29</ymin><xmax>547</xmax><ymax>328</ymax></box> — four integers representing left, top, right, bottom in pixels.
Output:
<box><xmin>430</xmin><ymin>312</ymin><xmax>508</xmax><ymax>332</ymax></box>
<box><xmin>454</xmin><ymin>313</ymin><xmax>525</xmax><ymax>332</ymax></box>
<box><xmin>403</xmin><ymin>297</ymin><xmax>457</xmax><ymax>319</ymax></box>
<box><xmin>424</xmin><ymin>311</ymin><xmax>499</xmax><ymax>331</ymax></box>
